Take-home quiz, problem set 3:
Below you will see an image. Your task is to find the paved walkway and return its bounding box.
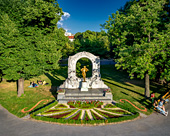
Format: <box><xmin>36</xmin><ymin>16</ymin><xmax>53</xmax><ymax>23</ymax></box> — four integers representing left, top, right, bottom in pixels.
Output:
<box><xmin>0</xmin><ymin>104</ymin><xmax>170</xmax><ymax>136</ymax></box>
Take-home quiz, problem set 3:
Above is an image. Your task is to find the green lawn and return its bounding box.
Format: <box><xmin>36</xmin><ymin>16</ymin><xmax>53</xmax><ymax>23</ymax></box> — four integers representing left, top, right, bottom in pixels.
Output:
<box><xmin>100</xmin><ymin>65</ymin><xmax>168</xmax><ymax>115</ymax></box>
<box><xmin>0</xmin><ymin>65</ymin><xmax>168</xmax><ymax>117</ymax></box>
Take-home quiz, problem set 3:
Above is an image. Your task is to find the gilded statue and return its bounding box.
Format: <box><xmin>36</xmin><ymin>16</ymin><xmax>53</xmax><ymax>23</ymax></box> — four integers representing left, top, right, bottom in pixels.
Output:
<box><xmin>81</xmin><ymin>66</ymin><xmax>88</xmax><ymax>82</ymax></box>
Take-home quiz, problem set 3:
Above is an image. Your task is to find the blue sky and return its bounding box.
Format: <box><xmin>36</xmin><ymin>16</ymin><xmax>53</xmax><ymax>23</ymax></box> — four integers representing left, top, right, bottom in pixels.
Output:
<box><xmin>57</xmin><ymin>0</ymin><xmax>129</xmax><ymax>34</ymax></box>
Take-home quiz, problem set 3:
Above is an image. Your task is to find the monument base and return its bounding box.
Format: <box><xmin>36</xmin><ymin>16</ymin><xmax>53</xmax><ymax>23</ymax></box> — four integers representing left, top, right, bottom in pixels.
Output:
<box><xmin>57</xmin><ymin>88</ymin><xmax>113</xmax><ymax>103</ymax></box>
<box><xmin>81</xmin><ymin>81</ymin><xmax>88</xmax><ymax>91</ymax></box>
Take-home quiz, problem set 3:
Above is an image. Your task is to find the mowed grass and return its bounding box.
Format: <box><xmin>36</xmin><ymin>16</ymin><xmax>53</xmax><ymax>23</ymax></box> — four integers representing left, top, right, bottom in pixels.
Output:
<box><xmin>0</xmin><ymin>67</ymin><xmax>67</xmax><ymax>118</ymax></box>
<box><xmin>101</xmin><ymin>65</ymin><xmax>168</xmax><ymax>115</ymax></box>
<box><xmin>0</xmin><ymin>65</ymin><xmax>168</xmax><ymax>117</ymax></box>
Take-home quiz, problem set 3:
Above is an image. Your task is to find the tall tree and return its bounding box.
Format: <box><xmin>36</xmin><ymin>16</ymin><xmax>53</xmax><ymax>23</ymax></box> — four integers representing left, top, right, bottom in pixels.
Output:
<box><xmin>0</xmin><ymin>0</ymin><xmax>67</xmax><ymax>96</ymax></box>
<box><xmin>74</xmin><ymin>30</ymin><xmax>110</xmax><ymax>58</ymax></box>
<box><xmin>104</xmin><ymin>0</ymin><xmax>170</xmax><ymax>98</ymax></box>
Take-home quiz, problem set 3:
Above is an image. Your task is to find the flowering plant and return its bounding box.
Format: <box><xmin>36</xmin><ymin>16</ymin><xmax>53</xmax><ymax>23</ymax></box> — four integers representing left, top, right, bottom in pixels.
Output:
<box><xmin>57</xmin><ymin>89</ymin><xmax>65</xmax><ymax>93</ymax></box>
<box><xmin>67</xmin><ymin>100</ymin><xmax>103</xmax><ymax>109</ymax></box>
<box><xmin>104</xmin><ymin>89</ymin><xmax>111</xmax><ymax>93</ymax></box>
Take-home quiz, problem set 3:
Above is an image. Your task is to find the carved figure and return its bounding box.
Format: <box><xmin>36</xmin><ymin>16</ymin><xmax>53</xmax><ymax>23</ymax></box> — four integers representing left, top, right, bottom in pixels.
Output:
<box><xmin>81</xmin><ymin>66</ymin><xmax>88</xmax><ymax>82</ymax></box>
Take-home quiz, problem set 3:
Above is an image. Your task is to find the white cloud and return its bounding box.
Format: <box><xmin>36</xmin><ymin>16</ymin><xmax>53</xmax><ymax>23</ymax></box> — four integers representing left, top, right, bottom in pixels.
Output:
<box><xmin>57</xmin><ymin>21</ymin><xmax>63</xmax><ymax>26</ymax></box>
<box><xmin>61</xmin><ymin>12</ymin><xmax>70</xmax><ymax>21</ymax></box>
<box><xmin>57</xmin><ymin>11</ymin><xmax>71</xmax><ymax>31</ymax></box>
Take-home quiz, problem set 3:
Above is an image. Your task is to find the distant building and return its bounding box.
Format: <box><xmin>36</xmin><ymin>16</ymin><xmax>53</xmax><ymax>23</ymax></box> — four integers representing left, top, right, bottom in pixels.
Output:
<box><xmin>67</xmin><ymin>36</ymin><xmax>74</xmax><ymax>42</ymax></box>
<box><xmin>65</xmin><ymin>32</ymin><xmax>74</xmax><ymax>42</ymax></box>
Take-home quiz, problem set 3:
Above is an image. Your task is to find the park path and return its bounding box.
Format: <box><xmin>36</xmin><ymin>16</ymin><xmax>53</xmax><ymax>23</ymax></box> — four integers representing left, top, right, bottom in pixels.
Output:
<box><xmin>0</xmin><ymin>104</ymin><xmax>170</xmax><ymax>136</ymax></box>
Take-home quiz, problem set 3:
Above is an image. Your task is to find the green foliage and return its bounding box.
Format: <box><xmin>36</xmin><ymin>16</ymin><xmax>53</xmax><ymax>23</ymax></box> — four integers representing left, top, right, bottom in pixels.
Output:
<box><xmin>104</xmin><ymin>0</ymin><xmax>170</xmax><ymax>96</ymax></box>
<box><xmin>0</xmin><ymin>0</ymin><xmax>67</xmax><ymax>94</ymax></box>
<box><xmin>76</xmin><ymin>58</ymin><xmax>92</xmax><ymax>78</ymax></box>
<box><xmin>74</xmin><ymin>30</ymin><xmax>110</xmax><ymax>58</ymax></box>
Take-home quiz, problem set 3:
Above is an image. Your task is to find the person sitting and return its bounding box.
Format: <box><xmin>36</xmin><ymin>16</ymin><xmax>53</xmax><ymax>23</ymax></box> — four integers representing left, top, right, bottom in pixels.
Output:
<box><xmin>42</xmin><ymin>80</ymin><xmax>46</xmax><ymax>85</ymax></box>
<box><xmin>38</xmin><ymin>80</ymin><xmax>43</xmax><ymax>85</ymax></box>
<box><xmin>153</xmin><ymin>100</ymin><xmax>168</xmax><ymax>116</ymax></box>
<box><xmin>28</xmin><ymin>82</ymin><xmax>33</xmax><ymax>87</ymax></box>
<box><xmin>158</xmin><ymin>98</ymin><xmax>166</xmax><ymax>111</ymax></box>
<box><xmin>32</xmin><ymin>81</ymin><xmax>38</xmax><ymax>87</ymax></box>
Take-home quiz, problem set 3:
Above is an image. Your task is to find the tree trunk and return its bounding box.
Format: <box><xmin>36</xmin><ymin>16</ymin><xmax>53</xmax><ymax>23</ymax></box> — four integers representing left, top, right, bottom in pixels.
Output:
<box><xmin>17</xmin><ymin>78</ymin><xmax>24</xmax><ymax>97</ymax></box>
<box><xmin>145</xmin><ymin>72</ymin><xmax>150</xmax><ymax>98</ymax></box>
<box><xmin>2</xmin><ymin>78</ymin><xmax>6</xmax><ymax>82</ymax></box>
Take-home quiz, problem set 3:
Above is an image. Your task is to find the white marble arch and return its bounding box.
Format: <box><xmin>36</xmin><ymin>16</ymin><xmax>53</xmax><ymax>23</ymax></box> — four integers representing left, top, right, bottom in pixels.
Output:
<box><xmin>59</xmin><ymin>51</ymin><xmax>108</xmax><ymax>89</ymax></box>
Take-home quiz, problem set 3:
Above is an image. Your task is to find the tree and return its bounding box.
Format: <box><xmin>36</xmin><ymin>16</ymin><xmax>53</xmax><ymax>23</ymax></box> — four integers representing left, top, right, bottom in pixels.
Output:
<box><xmin>104</xmin><ymin>0</ymin><xmax>170</xmax><ymax>98</ymax></box>
<box><xmin>0</xmin><ymin>0</ymin><xmax>67</xmax><ymax>96</ymax></box>
<box><xmin>74</xmin><ymin>30</ymin><xmax>110</xmax><ymax>58</ymax></box>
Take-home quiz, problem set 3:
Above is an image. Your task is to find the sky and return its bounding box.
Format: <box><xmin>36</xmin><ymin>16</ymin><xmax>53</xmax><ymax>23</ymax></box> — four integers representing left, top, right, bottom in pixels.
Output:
<box><xmin>57</xmin><ymin>0</ymin><xmax>129</xmax><ymax>34</ymax></box>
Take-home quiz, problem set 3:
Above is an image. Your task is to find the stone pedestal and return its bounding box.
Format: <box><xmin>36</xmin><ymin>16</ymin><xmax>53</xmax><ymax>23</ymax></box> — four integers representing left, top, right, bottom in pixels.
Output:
<box><xmin>81</xmin><ymin>81</ymin><xmax>88</xmax><ymax>91</ymax></box>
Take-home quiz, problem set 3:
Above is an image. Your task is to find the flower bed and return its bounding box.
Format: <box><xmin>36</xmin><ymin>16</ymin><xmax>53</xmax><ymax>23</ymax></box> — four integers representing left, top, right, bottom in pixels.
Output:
<box><xmin>67</xmin><ymin>100</ymin><xmax>103</xmax><ymax>109</ymax></box>
<box><xmin>102</xmin><ymin>109</ymin><xmax>131</xmax><ymax>115</ymax></box>
<box><xmin>104</xmin><ymin>88</ymin><xmax>112</xmax><ymax>93</ymax></box>
<box><xmin>104</xmin><ymin>104</ymin><xmax>117</xmax><ymax>108</ymax></box>
<box><xmin>84</xmin><ymin>111</ymin><xmax>90</xmax><ymax>121</ymax></box>
<box><xmin>45</xmin><ymin>109</ymin><xmax>62</xmax><ymax>113</ymax></box>
<box><xmin>48</xmin><ymin>109</ymin><xmax>78</xmax><ymax>119</ymax></box>
<box><xmin>55</xmin><ymin>104</ymin><xmax>68</xmax><ymax>108</ymax></box>
<box><xmin>49</xmin><ymin>111</ymin><xmax>72</xmax><ymax>119</ymax></box>
<box><xmin>91</xmin><ymin>110</ymin><xmax>103</xmax><ymax>120</ymax></box>
<box><xmin>57</xmin><ymin>89</ymin><xmax>65</xmax><ymax>93</ymax></box>
<box><xmin>70</xmin><ymin>110</ymin><xmax>82</xmax><ymax>120</ymax></box>
<box><xmin>42</xmin><ymin>109</ymin><xmax>70</xmax><ymax>115</ymax></box>
<box><xmin>30</xmin><ymin>101</ymin><xmax>139</xmax><ymax>125</ymax></box>
<box><xmin>94</xmin><ymin>109</ymin><xmax>122</xmax><ymax>118</ymax></box>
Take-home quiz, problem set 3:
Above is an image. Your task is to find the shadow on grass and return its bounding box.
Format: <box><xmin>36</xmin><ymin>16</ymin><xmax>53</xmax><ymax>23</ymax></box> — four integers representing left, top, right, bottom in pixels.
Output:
<box><xmin>103</xmin><ymin>78</ymin><xmax>145</xmax><ymax>97</ymax></box>
<box><xmin>100</xmin><ymin>65</ymin><xmax>168</xmax><ymax>112</ymax></box>
<box><xmin>44</xmin><ymin>66</ymin><xmax>67</xmax><ymax>99</ymax></box>
<box><xmin>101</xmin><ymin>65</ymin><xmax>167</xmax><ymax>96</ymax></box>
<box><xmin>101</xmin><ymin>65</ymin><xmax>145</xmax><ymax>88</ymax></box>
<box><xmin>131</xmin><ymin>97</ymin><xmax>153</xmax><ymax>112</ymax></box>
<box><xmin>150</xmin><ymin>81</ymin><xmax>168</xmax><ymax>96</ymax></box>
<box><xmin>29</xmin><ymin>100</ymin><xmax>56</xmax><ymax>115</ymax></box>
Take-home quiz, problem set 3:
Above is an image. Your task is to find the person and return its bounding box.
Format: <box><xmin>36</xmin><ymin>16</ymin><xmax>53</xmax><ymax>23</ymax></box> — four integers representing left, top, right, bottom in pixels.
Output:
<box><xmin>151</xmin><ymin>93</ymin><xmax>155</xmax><ymax>104</ymax></box>
<box><xmin>42</xmin><ymin>80</ymin><xmax>46</xmax><ymax>85</ymax></box>
<box><xmin>158</xmin><ymin>98</ymin><xmax>166</xmax><ymax>111</ymax></box>
<box><xmin>153</xmin><ymin>100</ymin><xmax>168</xmax><ymax>116</ymax></box>
<box><xmin>28</xmin><ymin>82</ymin><xmax>33</xmax><ymax>87</ymax></box>
<box><xmin>32</xmin><ymin>81</ymin><xmax>38</xmax><ymax>87</ymax></box>
<box><xmin>38</xmin><ymin>80</ymin><xmax>43</xmax><ymax>85</ymax></box>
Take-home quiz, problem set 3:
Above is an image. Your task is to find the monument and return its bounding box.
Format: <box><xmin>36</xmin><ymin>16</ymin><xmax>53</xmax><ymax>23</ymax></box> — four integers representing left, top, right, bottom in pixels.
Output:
<box><xmin>57</xmin><ymin>51</ymin><xmax>113</xmax><ymax>103</ymax></box>
<box><xmin>80</xmin><ymin>66</ymin><xmax>89</xmax><ymax>91</ymax></box>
